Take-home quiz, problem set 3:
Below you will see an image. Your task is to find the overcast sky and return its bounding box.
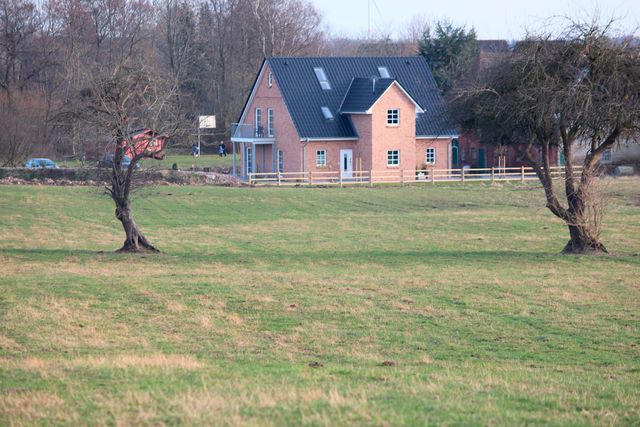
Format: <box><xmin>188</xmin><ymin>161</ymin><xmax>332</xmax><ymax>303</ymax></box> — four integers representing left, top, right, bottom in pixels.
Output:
<box><xmin>309</xmin><ymin>0</ymin><xmax>640</xmax><ymax>40</ymax></box>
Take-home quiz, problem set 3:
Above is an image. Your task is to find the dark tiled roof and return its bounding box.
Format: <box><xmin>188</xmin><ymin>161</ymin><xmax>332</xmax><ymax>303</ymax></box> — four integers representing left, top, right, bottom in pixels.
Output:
<box><xmin>267</xmin><ymin>57</ymin><xmax>457</xmax><ymax>138</ymax></box>
<box><xmin>340</xmin><ymin>78</ymin><xmax>396</xmax><ymax>113</ymax></box>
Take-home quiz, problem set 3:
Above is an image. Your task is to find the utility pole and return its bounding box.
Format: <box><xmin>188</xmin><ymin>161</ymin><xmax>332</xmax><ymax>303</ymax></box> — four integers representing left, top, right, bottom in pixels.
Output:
<box><xmin>368</xmin><ymin>0</ymin><xmax>371</xmax><ymax>39</ymax></box>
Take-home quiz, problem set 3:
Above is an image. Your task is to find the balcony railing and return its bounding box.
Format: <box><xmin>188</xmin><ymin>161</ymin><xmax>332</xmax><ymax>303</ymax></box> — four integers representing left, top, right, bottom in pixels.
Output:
<box><xmin>231</xmin><ymin>123</ymin><xmax>274</xmax><ymax>139</ymax></box>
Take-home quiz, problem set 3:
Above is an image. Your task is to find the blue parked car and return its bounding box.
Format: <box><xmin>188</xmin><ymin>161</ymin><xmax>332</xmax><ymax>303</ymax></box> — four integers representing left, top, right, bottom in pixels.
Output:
<box><xmin>25</xmin><ymin>158</ymin><xmax>59</xmax><ymax>169</ymax></box>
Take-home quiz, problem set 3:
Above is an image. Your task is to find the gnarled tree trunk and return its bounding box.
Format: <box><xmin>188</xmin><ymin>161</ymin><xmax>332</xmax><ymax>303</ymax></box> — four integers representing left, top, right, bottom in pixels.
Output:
<box><xmin>528</xmin><ymin>138</ymin><xmax>608</xmax><ymax>255</ymax></box>
<box><xmin>115</xmin><ymin>200</ymin><xmax>158</xmax><ymax>253</ymax></box>
<box><xmin>109</xmin><ymin>146</ymin><xmax>160</xmax><ymax>253</ymax></box>
<box><xmin>562</xmin><ymin>223</ymin><xmax>607</xmax><ymax>254</ymax></box>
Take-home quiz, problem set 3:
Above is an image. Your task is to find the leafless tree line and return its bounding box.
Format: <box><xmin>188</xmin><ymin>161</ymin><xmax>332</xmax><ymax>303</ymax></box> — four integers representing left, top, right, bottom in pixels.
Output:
<box><xmin>0</xmin><ymin>0</ymin><xmax>321</xmax><ymax>165</ymax></box>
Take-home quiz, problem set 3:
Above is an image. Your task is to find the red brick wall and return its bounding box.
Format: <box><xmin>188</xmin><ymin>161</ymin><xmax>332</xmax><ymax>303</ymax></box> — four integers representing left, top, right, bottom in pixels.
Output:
<box><xmin>350</xmin><ymin>114</ymin><xmax>372</xmax><ymax>171</ymax></box>
<box><xmin>459</xmin><ymin>131</ymin><xmax>559</xmax><ymax>168</ymax></box>
<box><xmin>369</xmin><ymin>84</ymin><xmax>418</xmax><ymax>171</ymax></box>
<box><xmin>350</xmin><ymin>83</ymin><xmax>451</xmax><ymax>172</ymax></box>
<box><xmin>241</xmin><ymin>63</ymin><xmax>302</xmax><ymax>173</ymax></box>
<box><xmin>415</xmin><ymin>139</ymin><xmax>451</xmax><ymax>170</ymax></box>
<box><xmin>305</xmin><ymin>141</ymin><xmax>359</xmax><ymax>173</ymax></box>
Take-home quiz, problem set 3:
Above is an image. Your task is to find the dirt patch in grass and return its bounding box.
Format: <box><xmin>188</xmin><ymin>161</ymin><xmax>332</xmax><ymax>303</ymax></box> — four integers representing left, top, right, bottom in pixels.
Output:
<box><xmin>225</xmin><ymin>312</ymin><xmax>244</xmax><ymax>325</ymax></box>
<box><xmin>196</xmin><ymin>314</ymin><xmax>212</xmax><ymax>329</ymax></box>
<box><xmin>165</xmin><ymin>301</ymin><xmax>187</xmax><ymax>313</ymax></box>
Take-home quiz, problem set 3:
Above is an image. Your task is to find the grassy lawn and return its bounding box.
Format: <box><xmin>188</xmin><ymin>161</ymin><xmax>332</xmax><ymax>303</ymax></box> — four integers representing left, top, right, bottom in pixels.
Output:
<box><xmin>0</xmin><ymin>180</ymin><xmax>639</xmax><ymax>425</ymax></box>
<box><xmin>151</xmin><ymin>153</ymin><xmax>236</xmax><ymax>171</ymax></box>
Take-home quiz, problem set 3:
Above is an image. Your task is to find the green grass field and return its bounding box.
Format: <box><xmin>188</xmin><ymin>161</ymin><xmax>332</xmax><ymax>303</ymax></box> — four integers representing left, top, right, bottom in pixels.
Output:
<box><xmin>1</xmin><ymin>180</ymin><xmax>639</xmax><ymax>425</ymax></box>
<box><xmin>152</xmin><ymin>153</ymin><xmax>236</xmax><ymax>171</ymax></box>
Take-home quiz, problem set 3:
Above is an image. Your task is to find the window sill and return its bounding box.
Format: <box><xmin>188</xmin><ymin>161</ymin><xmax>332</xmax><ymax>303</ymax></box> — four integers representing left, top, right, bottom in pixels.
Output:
<box><xmin>386</xmin><ymin>124</ymin><xmax>400</xmax><ymax>128</ymax></box>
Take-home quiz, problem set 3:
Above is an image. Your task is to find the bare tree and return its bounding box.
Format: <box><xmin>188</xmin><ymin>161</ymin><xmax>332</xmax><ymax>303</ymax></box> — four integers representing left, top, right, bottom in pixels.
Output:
<box><xmin>454</xmin><ymin>20</ymin><xmax>640</xmax><ymax>254</ymax></box>
<box><xmin>71</xmin><ymin>60</ymin><xmax>183</xmax><ymax>252</ymax></box>
<box><xmin>251</xmin><ymin>0</ymin><xmax>323</xmax><ymax>57</ymax></box>
<box><xmin>196</xmin><ymin>0</ymin><xmax>324</xmax><ymax>131</ymax></box>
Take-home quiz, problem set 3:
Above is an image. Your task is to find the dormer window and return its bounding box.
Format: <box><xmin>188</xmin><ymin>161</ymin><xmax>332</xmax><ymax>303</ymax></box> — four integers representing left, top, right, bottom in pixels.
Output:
<box><xmin>378</xmin><ymin>66</ymin><xmax>390</xmax><ymax>78</ymax></box>
<box><xmin>321</xmin><ymin>106</ymin><xmax>334</xmax><ymax>120</ymax></box>
<box><xmin>314</xmin><ymin>67</ymin><xmax>331</xmax><ymax>90</ymax></box>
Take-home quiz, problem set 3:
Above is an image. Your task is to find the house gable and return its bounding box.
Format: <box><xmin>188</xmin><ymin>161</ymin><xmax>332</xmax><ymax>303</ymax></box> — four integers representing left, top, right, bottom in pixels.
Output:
<box><xmin>238</xmin><ymin>62</ymin><xmax>306</xmax><ymax>172</ymax></box>
<box><xmin>237</xmin><ymin>61</ymin><xmax>302</xmax><ymax>141</ymax></box>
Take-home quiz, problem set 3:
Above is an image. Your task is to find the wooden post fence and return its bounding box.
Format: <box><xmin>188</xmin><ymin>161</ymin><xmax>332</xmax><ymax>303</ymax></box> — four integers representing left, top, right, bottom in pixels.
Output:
<box><xmin>244</xmin><ymin>165</ymin><xmax>582</xmax><ymax>187</ymax></box>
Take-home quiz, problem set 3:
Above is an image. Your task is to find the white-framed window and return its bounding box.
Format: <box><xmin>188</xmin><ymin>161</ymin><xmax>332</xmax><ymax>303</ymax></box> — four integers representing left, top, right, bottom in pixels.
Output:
<box><xmin>601</xmin><ymin>148</ymin><xmax>612</xmax><ymax>163</ymax></box>
<box><xmin>255</xmin><ymin>108</ymin><xmax>262</xmax><ymax>136</ymax></box>
<box><xmin>426</xmin><ymin>147</ymin><xmax>436</xmax><ymax>164</ymax></box>
<box><xmin>246</xmin><ymin>147</ymin><xmax>253</xmax><ymax>175</ymax></box>
<box><xmin>267</xmin><ymin>109</ymin><xmax>274</xmax><ymax>137</ymax></box>
<box><xmin>387</xmin><ymin>109</ymin><xmax>399</xmax><ymax>125</ymax></box>
<box><xmin>461</xmin><ymin>147</ymin><xmax>466</xmax><ymax>161</ymax></box>
<box><xmin>268</xmin><ymin>72</ymin><xmax>273</xmax><ymax>88</ymax></box>
<box><xmin>313</xmin><ymin>67</ymin><xmax>331</xmax><ymax>90</ymax></box>
<box><xmin>316</xmin><ymin>149</ymin><xmax>326</xmax><ymax>167</ymax></box>
<box><xmin>378</xmin><ymin>66</ymin><xmax>390</xmax><ymax>78</ymax></box>
<box><xmin>277</xmin><ymin>149</ymin><xmax>283</xmax><ymax>173</ymax></box>
<box><xmin>387</xmin><ymin>149</ymin><xmax>400</xmax><ymax>166</ymax></box>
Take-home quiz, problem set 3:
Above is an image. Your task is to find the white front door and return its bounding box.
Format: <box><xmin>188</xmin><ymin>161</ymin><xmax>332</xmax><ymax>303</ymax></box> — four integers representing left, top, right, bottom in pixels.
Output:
<box><xmin>340</xmin><ymin>149</ymin><xmax>353</xmax><ymax>178</ymax></box>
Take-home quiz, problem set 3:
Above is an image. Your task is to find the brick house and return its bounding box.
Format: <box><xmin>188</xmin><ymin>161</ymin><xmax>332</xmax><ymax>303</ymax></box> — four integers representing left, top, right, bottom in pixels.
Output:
<box><xmin>457</xmin><ymin>41</ymin><xmax>560</xmax><ymax>169</ymax></box>
<box><xmin>230</xmin><ymin>57</ymin><xmax>457</xmax><ymax>178</ymax></box>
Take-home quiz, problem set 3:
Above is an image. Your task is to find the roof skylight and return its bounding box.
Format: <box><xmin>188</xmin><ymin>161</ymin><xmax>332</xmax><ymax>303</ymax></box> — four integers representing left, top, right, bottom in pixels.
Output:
<box><xmin>314</xmin><ymin>67</ymin><xmax>331</xmax><ymax>90</ymax></box>
<box><xmin>321</xmin><ymin>106</ymin><xmax>334</xmax><ymax>120</ymax></box>
<box><xmin>378</xmin><ymin>66</ymin><xmax>390</xmax><ymax>78</ymax></box>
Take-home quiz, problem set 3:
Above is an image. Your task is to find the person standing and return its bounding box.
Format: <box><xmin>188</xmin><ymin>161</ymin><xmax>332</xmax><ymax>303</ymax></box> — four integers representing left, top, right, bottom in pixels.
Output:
<box><xmin>219</xmin><ymin>141</ymin><xmax>227</xmax><ymax>157</ymax></box>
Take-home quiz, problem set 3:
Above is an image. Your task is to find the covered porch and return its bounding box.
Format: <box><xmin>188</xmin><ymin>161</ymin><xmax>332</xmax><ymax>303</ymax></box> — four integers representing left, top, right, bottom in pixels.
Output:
<box><xmin>230</xmin><ymin>123</ymin><xmax>276</xmax><ymax>179</ymax></box>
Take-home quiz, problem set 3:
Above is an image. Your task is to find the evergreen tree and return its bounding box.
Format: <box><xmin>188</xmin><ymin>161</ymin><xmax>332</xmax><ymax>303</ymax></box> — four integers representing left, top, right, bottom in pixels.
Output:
<box><xmin>419</xmin><ymin>21</ymin><xmax>478</xmax><ymax>93</ymax></box>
